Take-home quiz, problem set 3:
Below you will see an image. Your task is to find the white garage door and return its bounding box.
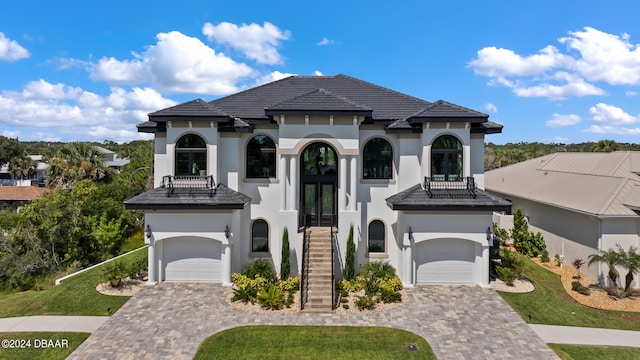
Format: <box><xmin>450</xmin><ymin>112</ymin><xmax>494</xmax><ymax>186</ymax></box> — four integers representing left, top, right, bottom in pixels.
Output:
<box><xmin>416</xmin><ymin>239</ymin><xmax>475</xmax><ymax>284</ymax></box>
<box><xmin>164</xmin><ymin>237</ymin><xmax>221</xmax><ymax>282</ymax></box>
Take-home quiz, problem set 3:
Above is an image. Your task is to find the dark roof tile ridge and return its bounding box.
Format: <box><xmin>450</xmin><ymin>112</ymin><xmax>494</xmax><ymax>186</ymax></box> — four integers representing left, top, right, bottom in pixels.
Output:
<box><xmin>208</xmin><ymin>75</ymin><xmax>298</xmax><ymax>104</ymax></box>
<box><xmin>268</xmin><ymin>87</ymin><xmax>372</xmax><ymax>110</ymax></box>
<box><xmin>423</xmin><ymin>99</ymin><xmax>489</xmax><ymax>117</ymax></box>
<box><xmin>335</xmin><ymin>74</ymin><xmax>432</xmax><ymax>106</ymax></box>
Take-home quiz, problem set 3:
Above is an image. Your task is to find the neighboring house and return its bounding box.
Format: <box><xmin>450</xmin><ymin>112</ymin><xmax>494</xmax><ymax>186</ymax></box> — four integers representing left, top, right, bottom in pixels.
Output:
<box><xmin>0</xmin><ymin>186</ymin><xmax>48</xmax><ymax>212</ymax></box>
<box><xmin>125</xmin><ymin>74</ymin><xmax>510</xmax><ymax>288</ymax></box>
<box><xmin>486</xmin><ymin>151</ymin><xmax>640</xmax><ymax>289</ymax></box>
<box><xmin>93</xmin><ymin>146</ymin><xmax>130</xmax><ymax>172</ymax></box>
<box><xmin>0</xmin><ymin>155</ymin><xmax>48</xmax><ymax>187</ymax></box>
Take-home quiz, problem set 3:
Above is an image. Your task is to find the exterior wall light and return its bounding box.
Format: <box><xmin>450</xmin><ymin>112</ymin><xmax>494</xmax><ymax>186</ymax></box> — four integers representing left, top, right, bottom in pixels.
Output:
<box><xmin>145</xmin><ymin>224</ymin><xmax>152</xmax><ymax>239</ymax></box>
<box><xmin>225</xmin><ymin>225</ymin><xmax>231</xmax><ymax>239</ymax></box>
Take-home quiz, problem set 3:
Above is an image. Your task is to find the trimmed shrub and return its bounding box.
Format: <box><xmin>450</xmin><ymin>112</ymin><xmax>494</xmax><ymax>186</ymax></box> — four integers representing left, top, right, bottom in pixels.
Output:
<box><xmin>355</xmin><ymin>294</ymin><xmax>375</xmax><ymax>311</ymax></box>
<box><xmin>103</xmin><ymin>260</ymin><xmax>127</xmax><ymax>288</ymax></box>
<box><xmin>242</xmin><ymin>258</ymin><xmax>275</xmax><ymax>282</ymax></box>
<box><xmin>496</xmin><ymin>266</ymin><xmax>516</xmax><ymax>286</ymax></box>
<box><xmin>276</xmin><ymin>275</ymin><xmax>300</xmax><ymax>292</ymax></box>
<box><xmin>540</xmin><ymin>249</ymin><xmax>550</xmax><ymax>263</ymax></box>
<box><xmin>572</xmin><ymin>281</ymin><xmax>591</xmax><ymax>296</ymax></box>
<box><xmin>379</xmin><ymin>288</ymin><xmax>402</xmax><ymax>303</ymax></box>
<box><xmin>257</xmin><ymin>284</ymin><xmax>284</xmax><ymax>310</ymax></box>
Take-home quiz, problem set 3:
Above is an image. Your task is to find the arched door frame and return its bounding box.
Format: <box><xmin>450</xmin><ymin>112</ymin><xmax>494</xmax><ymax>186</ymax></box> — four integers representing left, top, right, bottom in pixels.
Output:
<box><xmin>299</xmin><ymin>142</ymin><xmax>338</xmax><ymax>228</ymax></box>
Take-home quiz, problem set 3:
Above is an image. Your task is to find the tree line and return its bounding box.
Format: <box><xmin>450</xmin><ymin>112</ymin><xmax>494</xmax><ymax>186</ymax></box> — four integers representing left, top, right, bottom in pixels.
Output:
<box><xmin>485</xmin><ymin>139</ymin><xmax>640</xmax><ymax>170</ymax></box>
<box><xmin>0</xmin><ymin>136</ymin><xmax>153</xmax><ymax>291</ymax></box>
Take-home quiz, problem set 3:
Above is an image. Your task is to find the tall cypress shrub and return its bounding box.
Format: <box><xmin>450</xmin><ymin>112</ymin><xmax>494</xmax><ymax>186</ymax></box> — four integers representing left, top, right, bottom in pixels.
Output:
<box><xmin>280</xmin><ymin>227</ymin><xmax>290</xmax><ymax>280</ymax></box>
<box><xmin>344</xmin><ymin>224</ymin><xmax>355</xmax><ymax>280</ymax></box>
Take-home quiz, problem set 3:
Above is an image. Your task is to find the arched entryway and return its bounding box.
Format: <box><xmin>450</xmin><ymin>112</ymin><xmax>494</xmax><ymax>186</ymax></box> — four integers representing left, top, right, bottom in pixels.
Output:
<box><xmin>299</xmin><ymin>142</ymin><xmax>338</xmax><ymax>227</ymax></box>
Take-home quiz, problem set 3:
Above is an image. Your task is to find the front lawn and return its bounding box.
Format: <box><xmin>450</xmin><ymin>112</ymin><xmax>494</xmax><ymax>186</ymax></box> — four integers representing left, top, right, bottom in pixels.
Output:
<box><xmin>549</xmin><ymin>344</ymin><xmax>640</xmax><ymax>360</ymax></box>
<box><xmin>0</xmin><ymin>332</ymin><xmax>89</xmax><ymax>360</ymax></box>
<box><xmin>498</xmin><ymin>255</ymin><xmax>640</xmax><ymax>330</ymax></box>
<box><xmin>0</xmin><ymin>247</ymin><xmax>147</xmax><ymax>317</ymax></box>
<box><xmin>195</xmin><ymin>326</ymin><xmax>435</xmax><ymax>360</ymax></box>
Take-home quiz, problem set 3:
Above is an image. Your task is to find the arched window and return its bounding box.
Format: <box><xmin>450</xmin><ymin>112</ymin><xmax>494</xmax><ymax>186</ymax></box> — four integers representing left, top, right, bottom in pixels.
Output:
<box><xmin>368</xmin><ymin>220</ymin><xmax>385</xmax><ymax>253</ymax></box>
<box><xmin>363</xmin><ymin>138</ymin><xmax>392</xmax><ymax>179</ymax></box>
<box><xmin>431</xmin><ymin>135</ymin><xmax>462</xmax><ymax>181</ymax></box>
<box><xmin>247</xmin><ymin>135</ymin><xmax>276</xmax><ymax>178</ymax></box>
<box><xmin>175</xmin><ymin>134</ymin><xmax>207</xmax><ymax>176</ymax></box>
<box><xmin>251</xmin><ymin>219</ymin><xmax>269</xmax><ymax>252</ymax></box>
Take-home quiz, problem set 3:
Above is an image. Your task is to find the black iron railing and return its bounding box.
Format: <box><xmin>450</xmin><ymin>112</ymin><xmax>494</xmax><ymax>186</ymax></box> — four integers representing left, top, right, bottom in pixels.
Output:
<box><xmin>300</xmin><ymin>213</ymin><xmax>309</xmax><ymax>311</ymax></box>
<box><xmin>331</xmin><ymin>216</ymin><xmax>338</xmax><ymax>310</ymax></box>
<box><xmin>162</xmin><ymin>175</ymin><xmax>216</xmax><ymax>197</ymax></box>
<box><xmin>423</xmin><ymin>176</ymin><xmax>477</xmax><ymax>199</ymax></box>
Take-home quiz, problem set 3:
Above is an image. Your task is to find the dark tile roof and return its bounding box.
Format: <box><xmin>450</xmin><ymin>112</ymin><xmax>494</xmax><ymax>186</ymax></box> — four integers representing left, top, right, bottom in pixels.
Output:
<box><xmin>139</xmin><ymin>74</ymin><xmax>502</xmax><ymax>134</ymax></box>
<box><xmin>149</xmin><ymin>99</ymin><xmax>229</xmax><ymax>121</ymax></box>
<box><xmin>386</xmin><ymin>184</ymin><xmax>512</xmax><ymax>212</ymax></box>
<box><xmin>125</xmin><ymin>184</ymin><xmax>251</xmax><ymax>210</ymax></box>
<box><xmin>411</xmin><ymin>100</ymin><xmax>488</xmax><ymax>122</ymax></box>
<box><xmin>209</xmin><ymin>74</ymin><xmax>430</xmax><ymax>121</ymax></box>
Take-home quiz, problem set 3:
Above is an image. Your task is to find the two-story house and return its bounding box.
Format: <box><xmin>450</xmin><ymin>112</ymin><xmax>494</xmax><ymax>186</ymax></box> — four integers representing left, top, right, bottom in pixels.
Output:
<box><xmin>125</xmin><ymin>74</ymin><xmax>510</xmax><ymax>289</ymax></box>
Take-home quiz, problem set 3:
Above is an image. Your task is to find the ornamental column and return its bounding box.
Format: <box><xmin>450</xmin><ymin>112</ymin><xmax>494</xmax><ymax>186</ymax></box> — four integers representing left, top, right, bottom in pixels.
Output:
<box><xmin>146</xmin><ymin>235</ymin><xmax>157</xmax><ymax>286</ymax></box>
<box><xmin>280</xmin><ymin>155</ymin><xmax>287</xmax><ymax>210</ymax></box>
<box><xmin>349</xmin><ymin>156</ymin><xmax>357</xmax><ymax>211</ymax></box>
<box><xmin>289</xmin><ymin>156</ymin><xmax>297</xmax><ymax>210</ymax></box>
<box><xmin>339</xmin><ymin>156</ymin><xmax>347</xmax><ymax>211</ymax></box>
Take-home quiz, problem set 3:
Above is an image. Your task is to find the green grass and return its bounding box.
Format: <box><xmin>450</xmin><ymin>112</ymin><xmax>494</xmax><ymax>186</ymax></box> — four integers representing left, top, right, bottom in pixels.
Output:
<box><xmin>195</xmin><ymin>326</ymin><xmax>435</xmax><ymax>360</ymax></box>
<box><xmin>0</xmin><ymin>247</ymin><xmax>147</xmax><ymax>317</ymax></box>
<box><xmin>498</xmin><ymin>255</ymin><xmax>640</xmax><ymax>330</ymax></box>
<box><xmin>549</xmin><ymin>344</ymin><xmax>640</xmax><ymax>360</ymax></box>
<box><xmin>0</xmin><ymin>332</ymin><xmax>89</xmax><ymax>360</ymax></box>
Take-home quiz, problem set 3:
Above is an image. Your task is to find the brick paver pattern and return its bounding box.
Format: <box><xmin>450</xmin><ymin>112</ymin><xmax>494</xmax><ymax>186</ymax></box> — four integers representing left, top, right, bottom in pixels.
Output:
<box><xmin>68</xmin><ymin>284</ymin><xmax>559</xmax><ymax>359</ymax></box>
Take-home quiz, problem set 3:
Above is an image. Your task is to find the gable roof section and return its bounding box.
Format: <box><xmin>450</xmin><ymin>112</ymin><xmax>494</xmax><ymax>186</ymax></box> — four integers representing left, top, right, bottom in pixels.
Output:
<box><xmin>264</xmin><ymin>88</ymin><xmax>372</xmax><ymax>116</ymax></box>
<box><xmin>148</xmin><ymin>98</ymin><xmax>229</xmax><ymax>121</ymax></box>
<box><xmin>485</xmin><ymin>152</ymin><xmax>640</xmax><ymax>217</ymax></box>
<box><xmin>410</xmin><ymin>100</ymin><xmax>489</xmax><ymax>123</ymax></box>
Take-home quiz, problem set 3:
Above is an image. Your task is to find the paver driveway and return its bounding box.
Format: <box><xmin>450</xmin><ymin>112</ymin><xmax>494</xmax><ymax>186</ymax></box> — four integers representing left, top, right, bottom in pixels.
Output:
<box><xmin>68</xmin><ymin>283</ymin><xmax>558</xmax><ymax>359</ymax></box>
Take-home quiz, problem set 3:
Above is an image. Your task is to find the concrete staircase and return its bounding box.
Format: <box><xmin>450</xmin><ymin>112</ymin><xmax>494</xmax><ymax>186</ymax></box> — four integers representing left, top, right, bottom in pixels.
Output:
<box><xmin>301</xmin><ymin>227</ymin><xmax>334</xmax><ymax>313</ymax></box>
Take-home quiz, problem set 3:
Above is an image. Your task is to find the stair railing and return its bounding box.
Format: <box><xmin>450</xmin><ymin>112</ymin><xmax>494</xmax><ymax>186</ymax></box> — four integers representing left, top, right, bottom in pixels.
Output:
<box><xmin>300</xmin><ymin>212</ymin><xmax>309</xmax><ymax>310</ymax></box>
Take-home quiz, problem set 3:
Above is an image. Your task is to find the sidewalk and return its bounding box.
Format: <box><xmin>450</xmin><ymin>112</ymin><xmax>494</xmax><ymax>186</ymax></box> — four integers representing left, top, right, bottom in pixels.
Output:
<box><xmin>0</xmin><ymin>316</ymin><xmax>107</xmax><ymax>333</ymax></box>
<box><xmin>530</xmin><ymin>324</ymin><xmax>640</xmax><ymax>348</ymax></box>
<box><xmin>1</xmin><ymin>315</ymin><xmax>639</xmax><ymax>349</ymax></box>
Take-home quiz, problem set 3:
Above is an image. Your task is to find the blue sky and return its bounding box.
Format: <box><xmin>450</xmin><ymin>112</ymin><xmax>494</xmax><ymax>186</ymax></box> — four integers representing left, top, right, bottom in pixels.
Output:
<box><xmin>1</xmin><ymin>0</ymin><xmax>640</xmax><ymax>144</ymax></box>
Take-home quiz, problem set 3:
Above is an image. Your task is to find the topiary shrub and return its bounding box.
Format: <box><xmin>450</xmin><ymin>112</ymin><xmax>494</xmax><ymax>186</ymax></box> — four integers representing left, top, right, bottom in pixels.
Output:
<box><xmin>344</xmin><ymin>224</ymin><xmax>355</xmax><ymax>280</ymax></box>
<box><xmin>280</xmin><ymin>227</ymin><xmax>290</xmax><ymax>280</ymax></box>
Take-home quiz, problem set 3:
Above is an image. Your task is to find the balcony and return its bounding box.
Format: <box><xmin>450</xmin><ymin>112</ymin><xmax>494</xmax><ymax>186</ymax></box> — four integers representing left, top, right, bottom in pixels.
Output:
<box><xmin>423</xmin><ymin>176</ymin><xmax>477</xmax><ymax>199</ymax></box>
<box><xmin>162</xmin><ymin>175</ymin><xmax>217</xmax><ymax>197</ymax></box>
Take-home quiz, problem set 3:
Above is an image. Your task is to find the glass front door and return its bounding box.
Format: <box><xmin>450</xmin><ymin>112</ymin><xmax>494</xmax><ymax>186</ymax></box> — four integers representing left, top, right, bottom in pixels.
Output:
<box><xmin>300</xmin><ymin>143</ymin><xmax>338</xmax><ymax>228</ymax></box>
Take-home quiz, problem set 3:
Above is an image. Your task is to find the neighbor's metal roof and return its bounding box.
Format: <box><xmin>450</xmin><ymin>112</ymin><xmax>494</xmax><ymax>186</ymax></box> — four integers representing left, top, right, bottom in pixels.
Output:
<box><xmin>485</xmin><ymin>152</ymin><xmax>640</xmax><ymax>216</ymax></box>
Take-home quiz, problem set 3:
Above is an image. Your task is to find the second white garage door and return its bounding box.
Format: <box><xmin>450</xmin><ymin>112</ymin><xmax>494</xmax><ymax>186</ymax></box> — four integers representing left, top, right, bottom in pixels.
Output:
<box><xmin>164</xmin><ymin>237</ymin><xmax>221</xmax><ymax>282</ymax></box>
<box><xmin>415</xmin><ymin>238</ymin><xmax>475</xmax><ymax>284</ymax></box>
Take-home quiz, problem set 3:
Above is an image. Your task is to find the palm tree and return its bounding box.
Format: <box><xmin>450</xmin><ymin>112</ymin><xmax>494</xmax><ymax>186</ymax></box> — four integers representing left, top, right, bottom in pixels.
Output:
<box><xmin>8</xmin><ymin>155</ymin><xmax>36</xmax><ymax>181</ymax></box>
<box><xmin>588</xmin><ymin>248</ymin><xmax>622</xmax><ymax>295</ymax></box>
<box><xmin>592</xmin><ymin>139</ymin><xmax>621</xmax><ymax>152</ymax></box>
<box><xmin>46</xmin><ymin>143</ymin><xmax>112</xmax><ymax>188</ymax></box>
<box><xmin>617</xmin><ymin>245</ymin><xmax>640</xmax><ymax>295</ymax></box>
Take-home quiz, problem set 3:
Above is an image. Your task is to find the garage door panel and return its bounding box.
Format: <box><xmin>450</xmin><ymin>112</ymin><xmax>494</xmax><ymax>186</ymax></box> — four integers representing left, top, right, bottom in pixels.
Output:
<box><xmin>416</xmin><ymin>239</ymin><xmax>475</xmax><ymax>284</ymax></box>
<box><xmin>164</xmin><ymin>238</ymin><xmax>221</xmax><ymax>282</ymax></box>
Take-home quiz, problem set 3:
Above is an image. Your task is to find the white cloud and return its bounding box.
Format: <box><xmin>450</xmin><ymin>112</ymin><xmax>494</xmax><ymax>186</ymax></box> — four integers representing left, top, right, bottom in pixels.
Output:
<box><xmin>546</xmin><ymin>113</ymin><xmax>581</xmax><ymax>127</ymax></box>
<box><xmin>317</xmin><ymin>37</ymin><xmax>334</xmax><ymax>46</ymax></box>
<box><xmin>470</xmin><ymin>27</ymin><xmax>640</xmax><ymax>99</ymax></box>
<box><xmin>589</xmin><ymin>103</ymin><xmax>639</xmax><ymax>125</ymax></box>
<box><xmin>469</xmin><ymin>45</ymin><xmax>572</xmax><ymax>77</ymax></box>
<box><xmin>313</xmin><ymin>70</ymin><xmax>324</xmax><ymax>76</ymax></box>
<box><xmin>513</xmin><ymin>72</ymin><xmax>605</xmax><ymax>99</ymax></box>
<box><xmin>1</xmin><ymin>130</ymin><xmax>20</xmax><ymax>138</ymax></box>
<box><xmin>560</xmin><ymin>27</ymin><xmax>640</xmax><ymax>85</ymax></box>
<box><xmin>0</xmin><ymin>32</ymin><xmax>30</xmax><ymax>61</ymax></box>
<box><xmin>626</xmin><ymin>91</ymin><xmax>638</xmax><ymax>97</ymax></box>
<box><xmin>585</xmin><ymin>124</ymin><xmax>640</xmax><ymax>135</ymax></box>
<box><xmin>89</xmin><ymin>31</ymin><xmax>253</xmax><ymax>95</ymax></box>
<box><xmin>0</xmin><ymin>80</ymin><xmax>176</xmax><ymax>143</ymax></box>
<box><xmin>252</xmin><ymin>71</ymin><xmax>296</xmax><ymax>87</ymax></box>
<box><xmin>202</xmin><ymin>21</ymin><xmax>290</xmax><ymax>65</ymax></box>
<box><xmin>484</xmin><ymin>103</ymin><xmax>497</xmax><ymax>113</ymax></box>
